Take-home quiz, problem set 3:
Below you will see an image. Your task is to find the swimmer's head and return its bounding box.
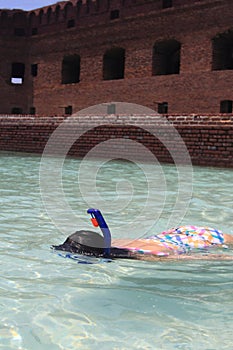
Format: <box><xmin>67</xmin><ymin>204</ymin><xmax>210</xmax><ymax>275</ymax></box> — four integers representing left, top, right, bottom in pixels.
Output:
<box><xmin>52</xmin><ymin>230</ymin><xmax>134</xmax><ymax>259</ymax></box>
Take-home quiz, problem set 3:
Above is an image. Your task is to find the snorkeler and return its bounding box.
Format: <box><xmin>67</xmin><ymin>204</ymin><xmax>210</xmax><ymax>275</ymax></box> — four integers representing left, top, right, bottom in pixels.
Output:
<box><xmin>52</xmin><ymin>208</ymin><xmax>233</xmax><ymax>261</ymax></box>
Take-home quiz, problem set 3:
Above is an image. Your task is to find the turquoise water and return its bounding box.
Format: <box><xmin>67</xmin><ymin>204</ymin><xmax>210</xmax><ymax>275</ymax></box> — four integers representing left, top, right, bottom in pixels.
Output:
<box><xmin>1</xmin><ymin>151</ymin><xmax>233</xmax><ymax>350</ymax></box>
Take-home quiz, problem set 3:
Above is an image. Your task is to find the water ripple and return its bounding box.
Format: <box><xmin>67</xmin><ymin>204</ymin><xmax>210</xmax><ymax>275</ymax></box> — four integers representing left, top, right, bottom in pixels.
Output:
<box><xmin>0</xmin><ymin>152</ymin><xmax>233</xmax><ymax>349</ymax></box>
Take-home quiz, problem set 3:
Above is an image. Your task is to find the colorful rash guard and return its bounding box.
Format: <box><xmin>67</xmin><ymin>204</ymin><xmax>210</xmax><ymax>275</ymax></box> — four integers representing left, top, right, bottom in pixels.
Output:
<box><xmin>126</xmin><ymin>226</ymin><xmax>225</xmax><ymax>256</ymax></box>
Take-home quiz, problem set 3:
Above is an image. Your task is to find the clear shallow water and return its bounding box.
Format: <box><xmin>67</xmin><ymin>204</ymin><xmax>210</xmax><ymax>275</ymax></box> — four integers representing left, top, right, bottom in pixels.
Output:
<box><xmin>0</xmin><ymin>151</ymin><xmax>233</xmax><ymax>350</ymax></box>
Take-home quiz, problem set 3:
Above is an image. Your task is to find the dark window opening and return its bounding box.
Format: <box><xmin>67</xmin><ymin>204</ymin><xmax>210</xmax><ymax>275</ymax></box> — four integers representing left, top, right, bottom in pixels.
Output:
<box><xmin>62</xmin><ymin>55</ymin><xmax>80</xmax><ymax>84</ymax></box>
<box><xmin>64</xmin><ymin>3</ymin><xmax>73</xmax><ymax>19</ymax></box>
<box><xmin>39</xmin><ymin>10</ymin><xmax>44</xmax><ymax>24</ymax></box>
<box><xmin>11</xmin><ymin>62</ymin><xmax>25</xmax><ymax>84</ymax></box>
<box><xmin>220</xmin><ymin>100</ymin><xmax>232</xmax><ymax>113</ymax></box>
<box><xmin>107</xmin><ymin>104</ymin><xmax>116</xmax><ymax>114</ymax></box>
<box><xmin>30</xmin><ymin>107</ymin><xmax>36</xmax><ymax>115</ymax></box>
<box><xmin>86</xmin><ymin>0</ymin><xmax>90</xmax><ymax>14</ymax></box>
<box><xmin>55</xmin><ymin>5</ymin><xmax>60</xmax><ymax>21</ymax></box>
<box><xmin>11</xmin><ymin>107</ymin><xmax>23</xmax><ymax>114</ymax></box>
<box><xmin>47</xmin><ymin>8</ymin><xmax>52</xmax><ymax>24</ymax></box>
<box><xmin>65</xmin><ymin>105</ymin><xmax>73</xmax><ymax>115</ymax></box>
<box><xmin>29</xmin><ymin>12</ymin><xmax>36</xmax><ymax>26</ymax></box>
<box><xmin>31</xmin><ymin>64</ymin><xmax>38</xmax><ymax>77</ymax></box>
<box><xmin>212</xmin><ymin>31</ymin><xmax>233</xmax><ymax>70</ymax></box>
<box><xmin>162</xmin><ymin>0</ymin><xmax>173</xmax><ymax>8</ymax></box>
<box><xmin>76</xmin><ymin>0</ymin><xmax>82</xmax><ymax>16</ymax></box>
<box><xmin>14</xmin><ymin>28</ymin><xmax>25</xmax><ymax>36</ymax></box>
<box><xmin>1</xmin><ymin>11</ymin><xmax>8</xmax><ymax>23</ymax></box>
<box><xmin>110</xmin><ymin>9</ymin><xmax>119</xmax><ymax>20</ymax></box>
<box><xmin>95</xmin><ymin>0</ymin><xmax>100</xmax><ymax>11</ymax></box>
<box><xmin>103</xmin><ymin>47</ymin><xmax>125</xmax><ymax>80</ymax></box>
<box><xmin>31</xmin><ymin>27</ymin><xmax>38</xmax><ymax>35</ymax></box>
<box><xmin>152</xmin><ymin>39</ymin><xmax>180</xmax><ymax>75</ymax></box>
<box><xmin>67</xmin><ymin>19</ymin><xmax>75</xmax><ymax>28</ymax></box>
<box><xmin>158</xmin><ymin>102</ymin><xmax>168</xmax><ymax>114</ymax></box>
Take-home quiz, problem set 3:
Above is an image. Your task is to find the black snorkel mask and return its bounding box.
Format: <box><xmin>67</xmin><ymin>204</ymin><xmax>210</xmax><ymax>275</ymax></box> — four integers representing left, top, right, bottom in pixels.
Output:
<box><xmin>52</xmin><ymin>208</ymin><xmax>134</xmax><ymax>262</ymax></box>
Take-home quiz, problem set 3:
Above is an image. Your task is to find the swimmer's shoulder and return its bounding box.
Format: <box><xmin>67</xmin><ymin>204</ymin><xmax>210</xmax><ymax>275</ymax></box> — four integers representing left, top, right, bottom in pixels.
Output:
<box><xmin>223</xmin><ymin>233</ymin><xmax>233</xmax><ymax>245</ymax></box>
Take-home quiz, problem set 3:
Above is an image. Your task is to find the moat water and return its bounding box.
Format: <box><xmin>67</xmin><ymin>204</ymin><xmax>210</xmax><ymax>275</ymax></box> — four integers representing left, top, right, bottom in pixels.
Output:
<box><xmin>1</xmin><ymin>151</ymin><xmax>233</xmax><ymax>350</ymax></box>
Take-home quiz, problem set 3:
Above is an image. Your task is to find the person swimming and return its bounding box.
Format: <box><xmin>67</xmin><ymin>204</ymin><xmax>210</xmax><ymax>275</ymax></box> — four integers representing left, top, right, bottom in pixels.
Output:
<box><xmin>52</xmin><ymin>208</ymin><xmax>233</xmax><ymax>261</ymax></box>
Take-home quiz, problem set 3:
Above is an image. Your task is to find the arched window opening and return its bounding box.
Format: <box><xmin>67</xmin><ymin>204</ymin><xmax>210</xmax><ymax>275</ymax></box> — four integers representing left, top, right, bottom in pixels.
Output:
<box><xmin>61</xmin><ymin>55</ymin><xmax>80</xmax><ymax>84</ymax></box>
<box><xmin>29</xmin><ymin>12</ymin><xmax>36</xmax><ymax>26</ymax></box>
<box><xmin>13</xmin><ymin>12</ymin><xmax>26</xmax><ymax>24</ymax></box>
<box><xmin>103</xmin><ymin>48</ymin><xmax>125</xmax><ymax>80</ymax></box>
<box><xmin>11</xmin><ymin>62</ymin><xmax>25</xmax><ymax>84</ymax></box>
<box><xmin>152</xmin><ymin>39</ymin><xmax>181</xmax><ymax>75</ymax></box>
<box><xmin>1</xmin><ymin>11</ymin><xmax>8</xmax><ymax>23</ymax></box>
<box><xmin>47</xmin><ymin>7</ymin><xmax>52</xmax><ymax>24</ymax></box>
<box><xmin>95</xmin><ymin>0</ymin><xmax>100</xmax><ymax>11</ymax></box>
<box><xmin>39</xmin><ymin>10</ymin><xmax>44</xmax><ymax>24</ymax></box>
<box><xmin>212</xmin><ymin>31</ymin><xmax>233</xmax><ymax>70</ymax></box>
<box><xmin>13</xmin><ymin>12</ymin><xmax>26</xmax><ymax>36</ymax></box>
<box><xmin>29</xmin><ymin>11</ymin><xmax>37</xmax><ymax>34</ymax></box>
<box><xmin>86</xmin><ymin>0</ymin><xmax>91</xmax><ymax>14</ymax></box>
<box><xmin>55</xmin><ymin>5</ymin><xmax>60</xmax><ymax>22</ymax></box>
<box><xmin>76</xmin><ymin>0</ymin><xmax>82</xmax><ymax>16</ymax></box>
<box><xmin>64</xmin><ymin>3</ymin><xmax>73</xmax><ymax>19</ymax></box>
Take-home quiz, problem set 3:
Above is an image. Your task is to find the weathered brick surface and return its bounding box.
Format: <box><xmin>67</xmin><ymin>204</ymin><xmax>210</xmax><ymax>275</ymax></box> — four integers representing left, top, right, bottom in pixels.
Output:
<box><xmin>0</xmin><ymin>114</ymin><xmax>232</xmax><ymax>168</ymax></box>
<box><xmin>0</xmin><ymin>1</ymin><xmax>233</xmax><ymax>115</ymax></box>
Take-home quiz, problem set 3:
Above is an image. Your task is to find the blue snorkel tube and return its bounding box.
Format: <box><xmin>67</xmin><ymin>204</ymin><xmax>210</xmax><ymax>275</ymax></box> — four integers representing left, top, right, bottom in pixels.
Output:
<box><xmin>87</xmin><ymin>208</ymin><xmax>111</xmax><ymax>257</ymax></box>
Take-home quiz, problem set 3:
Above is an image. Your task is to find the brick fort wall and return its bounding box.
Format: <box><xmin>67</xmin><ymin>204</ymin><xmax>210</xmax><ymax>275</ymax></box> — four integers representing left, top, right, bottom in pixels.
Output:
<box><xmin>1</xmin><ymin>0</ymin><xmax>233</xmax><ymax>115</ymax></box>
<box><xmin>0</xmin><ymin>115</ymin><xmax>232</xmax><ymax>168</ymax></box>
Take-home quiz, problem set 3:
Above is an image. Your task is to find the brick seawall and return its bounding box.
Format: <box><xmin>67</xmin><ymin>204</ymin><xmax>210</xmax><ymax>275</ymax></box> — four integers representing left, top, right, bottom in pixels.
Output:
<box><xmin>0</xmin><ymin>114</ymin><xmax>233</xmax><ymax>168</ymax></box>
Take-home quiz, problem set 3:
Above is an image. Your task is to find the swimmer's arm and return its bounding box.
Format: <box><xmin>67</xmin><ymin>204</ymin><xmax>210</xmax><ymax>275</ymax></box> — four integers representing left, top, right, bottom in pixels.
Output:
<box><xmin>112</xmin><ymin>238</ymin><xmax>171</xmax><ymax>254</ymax></box>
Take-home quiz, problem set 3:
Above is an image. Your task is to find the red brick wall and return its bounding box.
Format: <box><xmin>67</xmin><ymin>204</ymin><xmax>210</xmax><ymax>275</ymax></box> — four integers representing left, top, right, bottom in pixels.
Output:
<box><xmin>0</xmin><ymin>11</ymin><xmax>32</xmax><ymax>113</ymax></box>
<box><xmin>1</xmin><ymin>1</ymin><xmax>233</xmax><ymax>115</ymax></box>
<box><xmin>30</xmin><ymin>0</ymin><xmax>233</xmax><ymax>115</ymax></box>
<box><xmin>0</xmin><ymin>114</ymin><xmax>232</xmax><ymax>168</ymax></box>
